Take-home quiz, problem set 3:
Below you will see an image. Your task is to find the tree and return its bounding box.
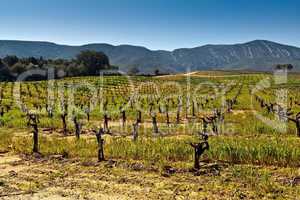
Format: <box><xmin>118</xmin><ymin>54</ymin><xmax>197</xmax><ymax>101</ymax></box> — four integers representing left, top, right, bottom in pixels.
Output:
<box><xmin>10</xmin><ymin>62</ymin><xmax>27</xmax><ymax>74</ymax></box>
<box><xmin>190</xmin><ymin>135</ymin><xmax>209</xmax><ymax>169</ymax></box>
<box><xmin>0</xmin><ymin>53</ymin><xmax>112</xmax><ymax>80</ymax></box>
<box><xmin>61</xmin><ymin>112</ymin><xmax>68</xmax><ymax>136</ymax></box>
<box><xmin>65</xmin><ymin>63</ymin><xmax>86</xmax><ymax>77</ymax></box>
<box><xmin>0</xmin><ymin>59</ymin><xmax>12</xmax><ymax>80</ymax></box>
<box><xmin>27</xmin><ymin>113</ymin><xmax>40</xmax><ymax>153</ymax></box>
<box><xmin>132</xmin><ymin>122</ymin><xmax>139</xmax><ymax>141</ymax></box>
<box><xmin>3</xmin><ymin>55</ymin><xmax>19</xmax><ymax>67</ymax></box>
<box><xmin>76</xmin><ymin>50</ymin><xmax>110</xmax><ymax>75</ymax></box>
<box><xmin>128</xmin><ymin>66</ymin><xmax>140</xmax><ymax>75</ymax></box>
<box><xmin>0</xmin><ymin>59</ymin><xmax>4</xmax><ymax>68</ymax></box>
<box><xmin>288</xmin><ymin>112</ymin><xmax>300</xmax><ymax>137</ymax></box>
<box><xmin>275</xmin><ymin>64</ymin><xmax>294</xmax><ymax>70</ymax></box>
<box><xmin>27</xmin><ymin>57</ymin><xmax>39</xmax><ymax>65</ymax></box>
<box><xmin>72</xmin><ymin>115</ymin><xmax>82</xmax><ymax>139</ymax></box>
<box><xmin>93</xmin><ymin>128</ymin><xmax>105</xmax><ymax>162</ymax></box>
<box><xmin>53</xmin><ymin>58</ymin><xmax>67</xmax><ymax>65</ymax></box>
<box><xmin>154</xmin><ymin>69</ymin><xmax>160</xmax><ymax>76</ymax></box>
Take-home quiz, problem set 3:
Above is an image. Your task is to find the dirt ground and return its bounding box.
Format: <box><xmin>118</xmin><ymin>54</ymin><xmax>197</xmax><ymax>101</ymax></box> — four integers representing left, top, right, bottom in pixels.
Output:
<box><xmin>0</xmin><ymin>152</ymin><xmax>299</xmax><ymax>200</ymax></box>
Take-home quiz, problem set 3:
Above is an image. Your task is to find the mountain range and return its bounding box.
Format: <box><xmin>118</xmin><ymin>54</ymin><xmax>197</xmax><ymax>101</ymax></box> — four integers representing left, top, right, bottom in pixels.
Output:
<box><xmin>1</xmin><ymin>40</ymin><xmax>300</xmax><ymax>73</ymax></box>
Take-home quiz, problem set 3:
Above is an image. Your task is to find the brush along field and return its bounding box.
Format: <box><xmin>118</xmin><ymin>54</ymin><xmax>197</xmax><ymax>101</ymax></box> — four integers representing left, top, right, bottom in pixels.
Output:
<box><xmin>0</xmin><ymin>71</ymin><xmax>299</xmax><ymax>199</ymax></box>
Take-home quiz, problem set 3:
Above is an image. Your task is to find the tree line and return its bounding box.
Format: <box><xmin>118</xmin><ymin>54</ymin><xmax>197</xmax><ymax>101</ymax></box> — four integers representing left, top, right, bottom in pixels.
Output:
<box><xmin>0</xmin><ymin>50</ymin><xmax>116</xmax><ymax>81</ymax></box>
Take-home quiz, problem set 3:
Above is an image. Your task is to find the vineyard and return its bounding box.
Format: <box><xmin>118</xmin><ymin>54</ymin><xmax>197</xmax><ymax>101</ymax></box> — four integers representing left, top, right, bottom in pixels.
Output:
<box><xmin>0</xmin><ymin>71</ymin><xmax>299</xmax><ymax>199</ymax></box>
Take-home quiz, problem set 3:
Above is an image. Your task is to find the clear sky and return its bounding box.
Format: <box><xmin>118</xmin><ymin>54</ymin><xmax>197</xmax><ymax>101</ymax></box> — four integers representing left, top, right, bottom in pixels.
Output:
<box><xmin>0</xmin><ymin>0</ymin><xmax>299</xmax><ymax>50</ymax></box>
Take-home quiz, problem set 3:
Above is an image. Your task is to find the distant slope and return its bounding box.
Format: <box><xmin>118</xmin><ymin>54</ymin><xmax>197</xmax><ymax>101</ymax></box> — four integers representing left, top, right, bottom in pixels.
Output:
<box><xmin>0</xmin><ymin>40</ymin><xmax>300</xmax><ymax>72</ymax></box>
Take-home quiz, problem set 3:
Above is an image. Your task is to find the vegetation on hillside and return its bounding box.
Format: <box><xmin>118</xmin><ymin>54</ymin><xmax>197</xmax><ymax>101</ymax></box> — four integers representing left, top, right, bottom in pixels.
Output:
<box><xmin>0</xmin><ymin>50</ymin><xmax>115</xmax><ymax>81</ymax></box>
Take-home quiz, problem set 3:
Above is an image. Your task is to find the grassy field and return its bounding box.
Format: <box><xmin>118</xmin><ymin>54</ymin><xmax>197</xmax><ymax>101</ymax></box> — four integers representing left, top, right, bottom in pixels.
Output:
<box><xmin>0</xmin><ymin>71</ymin><xmax>299</xmax><ymax>199</ymax></box>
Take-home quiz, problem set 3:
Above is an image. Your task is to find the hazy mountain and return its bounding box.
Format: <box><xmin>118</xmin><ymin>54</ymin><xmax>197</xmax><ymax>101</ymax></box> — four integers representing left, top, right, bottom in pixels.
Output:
<box><xmin>0</xmin><ymin>40</ymin><xmax>300</xmax><ymax>73</ymax></box>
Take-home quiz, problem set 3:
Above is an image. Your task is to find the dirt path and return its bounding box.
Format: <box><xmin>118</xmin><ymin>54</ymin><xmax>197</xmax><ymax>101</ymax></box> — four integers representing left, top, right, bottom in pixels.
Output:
<box><xmin>155</xmin><ymin>71</ymin><xmax>257</xmax><ymax>79</ymax></box>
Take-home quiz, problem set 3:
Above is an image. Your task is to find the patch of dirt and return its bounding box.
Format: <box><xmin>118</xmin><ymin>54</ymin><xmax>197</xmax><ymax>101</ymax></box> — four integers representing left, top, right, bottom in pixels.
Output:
<box><xmin>0</xmin><ymin>154</ymin><xmax>25</xmax><ymax>176</ymax></box>
<box><xmin>0</xmin><ymin>153</ymin><xmax>299</xmax><ymax>200</ymax></box>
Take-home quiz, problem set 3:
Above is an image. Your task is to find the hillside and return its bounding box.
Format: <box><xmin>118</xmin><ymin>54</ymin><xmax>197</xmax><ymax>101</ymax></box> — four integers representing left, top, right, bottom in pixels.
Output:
<box><xmin>1</xmin><ymin>40</ymin><xmax>300</xmax><ymax>73</ymax></box>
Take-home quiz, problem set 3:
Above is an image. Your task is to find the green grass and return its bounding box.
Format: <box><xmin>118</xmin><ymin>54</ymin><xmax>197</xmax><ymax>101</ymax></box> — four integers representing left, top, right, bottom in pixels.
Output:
<box><xmin>2</xmin><ymin>130</ymin><xmax>299</xmax><ymax>168</ymax></box>
<box><xmin>0</xmin><ymin>72</ymin><xmax>299</xmax><ymax>170</ymax></box>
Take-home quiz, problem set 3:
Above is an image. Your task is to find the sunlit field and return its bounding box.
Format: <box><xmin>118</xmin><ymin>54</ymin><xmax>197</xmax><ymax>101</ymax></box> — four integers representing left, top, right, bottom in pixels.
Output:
<box><xmin>0</xmin><ymin>71</ymin><xmax>299</xmax><ymax>199</ymax></box>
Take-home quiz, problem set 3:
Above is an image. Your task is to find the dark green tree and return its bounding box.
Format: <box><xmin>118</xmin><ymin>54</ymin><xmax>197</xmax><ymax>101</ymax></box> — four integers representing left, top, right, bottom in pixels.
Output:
<box><xmin>0</xmin><ymin>59</ymin><xmax>12</xmax><ymax>80</ymax></box>
<box><xmin>3</xmin><ymin>55</ymin><xmax>19</xmax><ymax>67</ymax></box>
<box><xmin>27</xmin><ymin>57</ymin><xmax>39</xmax><ymax>65</ymax></box>
<box><xmin>275</xmin><ymin>64</ymin><xmax>294</xmax><ymax>70</ymax></box>
<box><xmin>0</xmin><ymin>59</ymin><xmax>4</xmax><ymax>69</ymax></box>
<box><xmin>10</xmin><ymin>62</ymin><xmax>27</xmax><ymax>74</ymax></box>
<box><xmin>76</xmin><ymin>50</ymin><xmax>110</xmax><ymax>75</ymax></box>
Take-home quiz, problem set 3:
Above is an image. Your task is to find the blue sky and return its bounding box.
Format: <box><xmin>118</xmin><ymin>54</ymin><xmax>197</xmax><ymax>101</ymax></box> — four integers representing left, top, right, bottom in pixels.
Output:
<box><xmin>0</xmin><ymin>0</ymin><xmax>299</xmax><ymax>50</ymax></box>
